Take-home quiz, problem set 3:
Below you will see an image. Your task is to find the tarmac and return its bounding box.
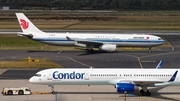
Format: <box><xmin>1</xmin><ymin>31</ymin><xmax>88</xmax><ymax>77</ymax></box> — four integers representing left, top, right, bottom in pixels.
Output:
<box><xmin>0</xmin><ymin>79</ymin><xmax>180</xmax><ymax>101</ymax></box>
<box><xmin>1</xmin><ymin>34</ymin><xmax>180</xmax><ymax>101</ymax></box>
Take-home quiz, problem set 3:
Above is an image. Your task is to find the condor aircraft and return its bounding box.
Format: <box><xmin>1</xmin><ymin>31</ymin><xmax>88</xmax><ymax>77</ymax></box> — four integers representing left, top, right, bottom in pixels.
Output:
<box><xmin>16</xmin><ymin>13</ymin><xmax>165</xmax><ymax>52</ymax></box>
<box><xmin>29</xmin><ymin>68</ymin><xmax>179</xmax><ymax>96</ymax></box>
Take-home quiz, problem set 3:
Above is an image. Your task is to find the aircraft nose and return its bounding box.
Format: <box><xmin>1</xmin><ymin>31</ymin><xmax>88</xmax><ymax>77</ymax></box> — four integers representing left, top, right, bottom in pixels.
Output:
<box><xmin>159</xmin><ymin>39</ymin><xmax>165</xmax><ymax>45</ymax></box>
<box><xmin>29</xmin><ymin>77</ymin><xmax>35</xmax><ymax>83</ymax></box>
<box><xmin>162</xmin><ymin>39</ymin><xmax>165</xmax><ymax>44</ymax></box>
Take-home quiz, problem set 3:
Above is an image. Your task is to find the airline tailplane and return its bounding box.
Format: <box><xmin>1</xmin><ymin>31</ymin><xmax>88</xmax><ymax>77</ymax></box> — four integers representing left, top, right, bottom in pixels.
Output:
<box><xmin>15</xmin><ymin>13</ymin><xmax>44</xmax><ymax>34</ymax></box>
<box><xmin>156</xmin><ymin>60</ymin><xmax>163</xmax><ymax>69</ymax></box>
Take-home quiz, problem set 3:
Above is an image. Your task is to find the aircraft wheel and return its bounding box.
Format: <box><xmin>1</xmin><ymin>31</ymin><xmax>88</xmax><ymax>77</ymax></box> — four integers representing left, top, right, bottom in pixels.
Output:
<box><xmin>85</xmin><ymin>49</ymin><xmax>94</xmax><ymax>53</ymax></box>
<box><xmin>140</xmin><ymin>89</ymin><xmax>147</xmax><ymax>96</ymax></box>
<box><xmin>146</xmin><ymin>90</ymin><xmax>151</xmax><ymax>96</ymax></box>
<box><xmin>90</xmin><ymin>49</ymin><xmax>94</xmax><ymax>52</ymax></box>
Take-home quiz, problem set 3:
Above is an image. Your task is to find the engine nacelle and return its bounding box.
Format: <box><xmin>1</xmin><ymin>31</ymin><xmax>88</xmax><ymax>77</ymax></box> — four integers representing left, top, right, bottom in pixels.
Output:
<box><xmin>99</xmin><ymin>44</ymin><xmax>116</xmax><ymax>52</ymax></box>
<box><xmin>116</xmin><ymin>83</ymin><xmax>137</xmax><ymax>93</ymax></box>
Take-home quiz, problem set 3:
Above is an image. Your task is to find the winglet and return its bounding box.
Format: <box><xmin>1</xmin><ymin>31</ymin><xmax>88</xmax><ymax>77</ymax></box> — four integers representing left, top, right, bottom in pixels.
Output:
<box><xmin>156</xmin><ymin>60</ymin><xmax>163</xmax><ymax>69</ymax></box>
<box><xmin>168</xmin><ymin>70</ymin><xmax>178</xmax><ymax>82</ymax></box>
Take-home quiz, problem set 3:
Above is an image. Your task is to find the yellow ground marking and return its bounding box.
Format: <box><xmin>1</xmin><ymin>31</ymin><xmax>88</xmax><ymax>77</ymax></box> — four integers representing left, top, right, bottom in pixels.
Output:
<box><xmin>117</xmin><ymin>54</ymin><xmax>143</xmax><ymax>69</ymax></box>
<box><xmin>67</xmin><ymin>57</ymin><xmax>92</xmax><ymax>68</ymax></box>
<box><xmin>58</xmin><ymin>50</ymin><xmax>61</xmax><ymax>54</ymax></box>
<box><xmin>141</xmin><ymin>60</ymin><xmax>156</xmax><ymax>62</ymax></box>
<box><xmin>161</xmin><ymin>37</ymin><xmax>174</xmax><ymax>50</ymax></box>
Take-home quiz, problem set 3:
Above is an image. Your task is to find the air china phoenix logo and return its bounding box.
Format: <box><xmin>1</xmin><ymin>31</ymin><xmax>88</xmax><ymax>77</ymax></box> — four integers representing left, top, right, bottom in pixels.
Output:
<box><xmin>20</xmin><ymin>19</ymin><xmax>29</xmax><ymax>29</ymax></box>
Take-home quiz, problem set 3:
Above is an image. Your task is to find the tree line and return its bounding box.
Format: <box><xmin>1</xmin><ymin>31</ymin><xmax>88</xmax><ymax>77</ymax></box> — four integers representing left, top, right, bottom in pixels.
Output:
<box><xmin>1</xmin><ymin>0</ymin><xmax>180</xmax><ymax>10</ymax></box>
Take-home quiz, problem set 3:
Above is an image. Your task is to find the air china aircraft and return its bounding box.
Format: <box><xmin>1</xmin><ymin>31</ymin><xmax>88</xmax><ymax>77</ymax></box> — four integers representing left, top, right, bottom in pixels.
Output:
<box><xmin>29</xmin><ymin>68</ymin><xmax>179</xmax><ymax>96</ymax></box>
<box><xmin>16</xmin><ymin>13</ymin><xmax>165</xmax><ymax>52</ymax></box>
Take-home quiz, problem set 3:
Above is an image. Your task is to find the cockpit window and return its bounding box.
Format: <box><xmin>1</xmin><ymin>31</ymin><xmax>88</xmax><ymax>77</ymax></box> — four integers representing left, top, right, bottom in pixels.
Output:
<box><xmin>158</xmin><ymin>38</ymin><xmax>162</xmax><ymax>40</ymax></box>
<box><xmin>34</xmin><ymin>74</ymin><xmax>41</xmax><ymax>77</ymax></box>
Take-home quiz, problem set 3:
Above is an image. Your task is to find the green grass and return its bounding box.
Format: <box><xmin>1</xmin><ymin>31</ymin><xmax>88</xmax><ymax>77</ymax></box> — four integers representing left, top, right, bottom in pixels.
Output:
<box><xmin>0</xmin><ymin>58</ymin><xmax>63</xmax><ymax>68</ymax></box>
<box><xmin>1</xmin><ymin>11</ymin><xmax>180</xmax><ymax>30</ymax></box>
<box><xmin>0</xmin><ymin>34</ymin><xmax>86</xmax><ymax>50</ymax></box>
<box><xmin>0</xmin><ymin>34</ymin><xmax>45</xmax><ymax>47</ymax></box>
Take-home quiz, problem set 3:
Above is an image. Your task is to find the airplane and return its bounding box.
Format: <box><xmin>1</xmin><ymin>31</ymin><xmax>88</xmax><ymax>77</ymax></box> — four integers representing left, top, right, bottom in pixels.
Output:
<box><xmin>15</xmin><ymin>13</ymin><xmax>165</xmax><ymax>53</ymax></box>
<box><xmin>29</xmin><ymin>68</ymin><xmax>179</xmax><ymax>96</ymax></box>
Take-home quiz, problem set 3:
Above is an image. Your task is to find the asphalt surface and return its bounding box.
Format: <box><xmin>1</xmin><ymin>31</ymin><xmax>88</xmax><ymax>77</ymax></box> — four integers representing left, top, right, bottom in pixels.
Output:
<box><xmin>1</xmin><ymin>34</ymin><xmax>180</xmax><ymax>79</ymax></box>
<box><xmin>1</xmin><ymin>33</ymin><xmax>180</xmax><ymax>101</ymax></box>
<box><xmin>1</xmin><ymin>50</ymin><xmax>180</xmax><ymax>79</ymax></box>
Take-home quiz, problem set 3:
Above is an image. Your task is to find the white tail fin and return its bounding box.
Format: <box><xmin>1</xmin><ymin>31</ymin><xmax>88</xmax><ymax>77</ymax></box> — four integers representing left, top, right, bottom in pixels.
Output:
<box><xmin>15</xmin><ymin>13</ymin><xmax>44</xmax><ymax>33</ymax></box>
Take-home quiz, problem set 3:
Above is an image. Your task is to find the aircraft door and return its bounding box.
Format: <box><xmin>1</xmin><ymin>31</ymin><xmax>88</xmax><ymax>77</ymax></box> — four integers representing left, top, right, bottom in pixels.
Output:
<box><xmin>43</xmin><ymin>33</ymin><xmax>48</xmax><ymax>40</ymax></box>
<box><xmin>84</xmin><ymin>71</ymin><xmax>89</xmax><ymax>80</ymax></box>
<box><xmin>47</xmin><ymin>72</ymin><xmax>52</xmax><ymax>80</ymax></box>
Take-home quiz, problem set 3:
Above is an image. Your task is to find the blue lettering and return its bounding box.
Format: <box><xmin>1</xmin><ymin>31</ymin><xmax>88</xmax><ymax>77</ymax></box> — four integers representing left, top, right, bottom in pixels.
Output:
<box><xmin>52</xmin><ymin>71</ymin><xmax>85</xmax><ymax>80</ymax></box>
<box><xmin>81</xmin><ymin>73</ymin><xmax>85</xmax><ymax>79</ymax></box>
<box><xmin>76</xmin><ymin>73</ymin><xmax>80</xmax><ymax>79</ymax></box>
<box><xmin>58</xmin><ymin>73</ymin><xmax>63</xmax><ymax>79</ymax></box>
<box><xmin>53</xmin><ymin>71</ymin><xmax>58</xmax><ymax>79</ymax></box>
<box><xmin>70</xmin><ymin>72</ymin><xmax>75</xmax><ymax>79</ymax></box>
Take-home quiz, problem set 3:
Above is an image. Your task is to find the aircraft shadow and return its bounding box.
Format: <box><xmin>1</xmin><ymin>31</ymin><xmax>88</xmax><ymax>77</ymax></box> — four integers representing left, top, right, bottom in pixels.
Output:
<box><xmin>53</xmin><ymin>87</ymin><xmax>180</xmax><ymax>101</ymax></box>
<box><xmin>77</xmin><ymin>51</ymin><xmax>119</xmax><ymax>56</ymax></box>
<box><xmin>147</xmin><ymin>87</ymin><xmax>180</xmax><ymax>101</ymax></box>
<box><xmin>27</xmin><ymin>50</ymin><xmax>60</xmax><ymax>53</ymax></box>
<box><xmin>55</xmin><ymin>92</ymin><xmax>117</xmax><ymax>94</ymax></box>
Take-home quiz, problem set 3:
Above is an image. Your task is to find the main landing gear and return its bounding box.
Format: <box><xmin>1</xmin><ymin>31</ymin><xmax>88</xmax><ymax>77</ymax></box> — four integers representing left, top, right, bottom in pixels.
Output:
<box><xmin>49</xmin><ymin>85</ymin><xmax>58</xmax><ymax>101</ymax></box>
<box><xmin>139</xmin><ymin>86</ymin><xmax>151</xmax><ymax>96</ymax></box>
<box><xmin>85</xmin><ymin>49</ymin><xmax>94</xmax><ymax>53</ymax></box>
<box><xmin>85</xmin><ymin>45</ymin><xmax>95</xmax><ymax>53</ymax></box>
<box><xmin>140</xmin><ymin>89</ymin><xmax>151</xmax><ymax>96</ymax></box>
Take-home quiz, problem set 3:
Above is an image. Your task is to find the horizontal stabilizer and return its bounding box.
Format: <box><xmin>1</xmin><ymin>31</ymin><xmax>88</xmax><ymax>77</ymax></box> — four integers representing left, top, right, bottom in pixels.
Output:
<box><xmin>17</xmin><ymin>32</ymin><xmax>33</xmax><ymax>38</ymax></box>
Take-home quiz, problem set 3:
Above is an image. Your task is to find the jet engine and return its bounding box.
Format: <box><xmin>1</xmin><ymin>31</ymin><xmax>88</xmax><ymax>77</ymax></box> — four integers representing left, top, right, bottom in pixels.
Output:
<box><xmin>99</xmin><ymin>44</ymin><xmax>116</xmax><ymax>52</ymax></box>
<box><xmin>116</xmin><ymin>83</ymin><xmax>138</xmax><ymax>93</ymax></box>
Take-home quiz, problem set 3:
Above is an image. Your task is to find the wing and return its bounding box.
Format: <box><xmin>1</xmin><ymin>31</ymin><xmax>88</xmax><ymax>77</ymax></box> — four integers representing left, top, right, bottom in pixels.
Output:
<box><xmin>109</xmin><ymin>70</ymin><xmax>178</xmax><ymax>86</ymax></box>
<box><xmin>108</xmin><ymin>79</ymin><xmax>164</xmax><ymax>86</ymax></box>
<box><xmin>66</xmin><ymin>36</ymin><xmax>103</xmax><ymax>44</ymax></box>
<box><xmin>132</xmin><ymin>79</ymin><xmax>164</xmax><ymax>86</ymax></box>
<box><xmin>66</xmin><ymin>36</ymin><xmax>109</xmax><ymax>47</ymax></box>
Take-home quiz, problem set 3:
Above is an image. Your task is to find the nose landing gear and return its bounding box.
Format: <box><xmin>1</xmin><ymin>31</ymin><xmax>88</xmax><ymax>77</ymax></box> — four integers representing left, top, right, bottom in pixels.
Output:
<box><xmin>148</xmin><ymin>47</ymin><xmax>152</xmax><ymax>53</ymax></box>
<box><xmin>49</xmin><ymin>85</ymin><xmax>55</xmax><ymax>94</ymax></box>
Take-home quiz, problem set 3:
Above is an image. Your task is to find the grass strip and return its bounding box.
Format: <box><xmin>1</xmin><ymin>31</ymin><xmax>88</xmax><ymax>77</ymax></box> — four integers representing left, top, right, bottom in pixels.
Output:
<box><xmin>0</xmin><ymin>58</ymin><xmax>63</xmax><ymax>68</ymax></box>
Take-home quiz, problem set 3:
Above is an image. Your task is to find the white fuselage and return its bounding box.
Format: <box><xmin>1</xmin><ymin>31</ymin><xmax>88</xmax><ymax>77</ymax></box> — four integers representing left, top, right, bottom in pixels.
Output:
<box><xmin>32</xmin><ymin>32</ymin><xmax>165</xmax><ymax>47</ymax></box>
<box><xmin>29</xmin><ymin>68</ymin><xmax>180</xmax><ymax>87</ymax></box>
